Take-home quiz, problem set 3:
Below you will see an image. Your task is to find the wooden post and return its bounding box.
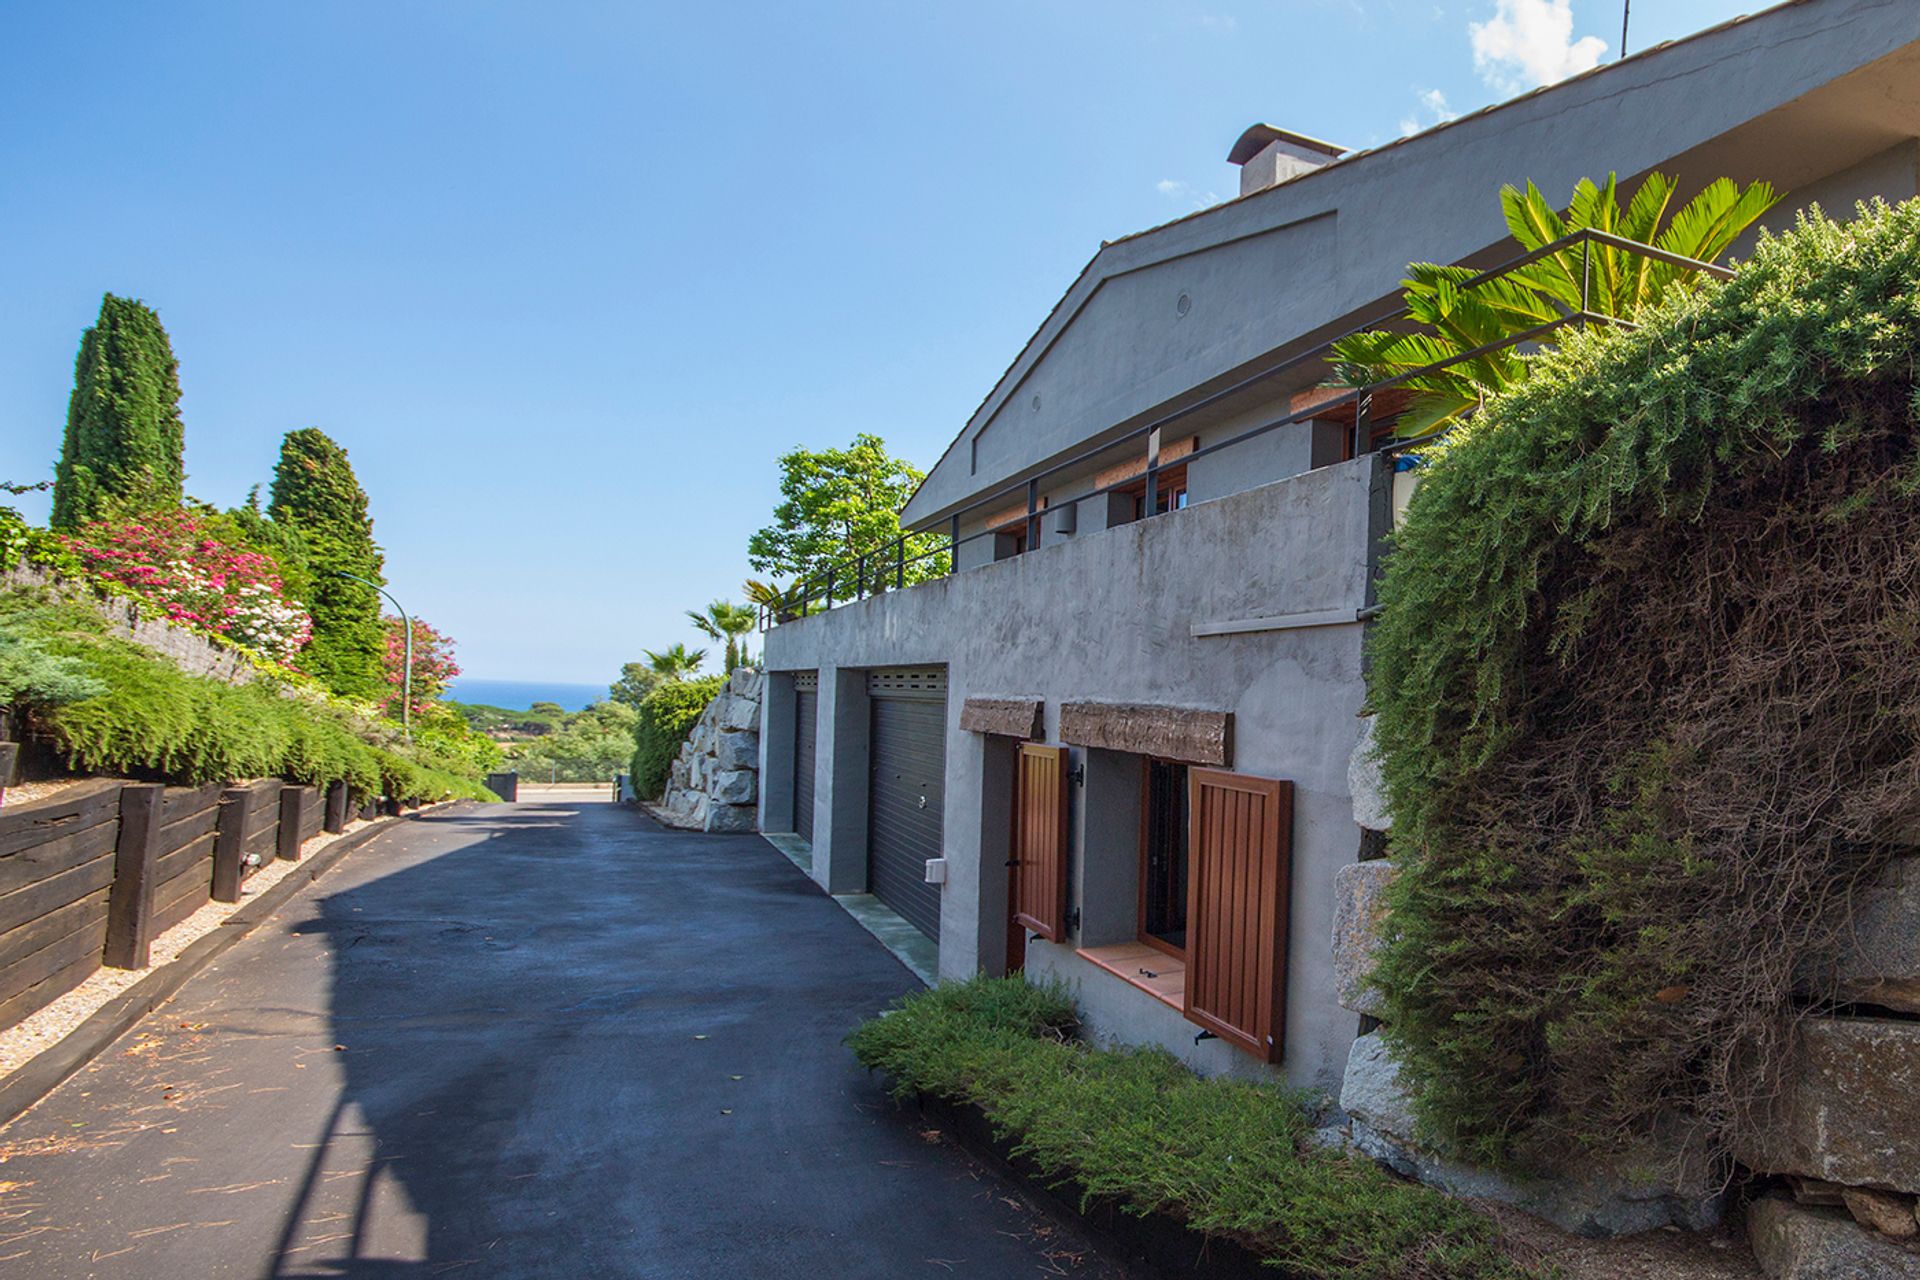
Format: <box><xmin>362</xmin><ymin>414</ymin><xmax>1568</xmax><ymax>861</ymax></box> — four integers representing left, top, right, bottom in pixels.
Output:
<box><xmin>104</xmin><ymin>783</ymin><xmax>165</xmax><ymax>969</ymax></box>
<box><xmin>323</xmin><ymin>780</ymin><xmax>349</xmax><ymax>833</ymax></box>
<box><xmin>277</xmin><ymin>785</ymin><xmax>308</xmax><ymax>861</ymax></box>
<box><xmin>0</xmin><ymin>706</ymin><xmax>15</xmax><ymax>806</ymax></box>
<box><xmin>211</xmin><ymin>785</ymin><xmax>250</xmax><ymax>903</ymax></box>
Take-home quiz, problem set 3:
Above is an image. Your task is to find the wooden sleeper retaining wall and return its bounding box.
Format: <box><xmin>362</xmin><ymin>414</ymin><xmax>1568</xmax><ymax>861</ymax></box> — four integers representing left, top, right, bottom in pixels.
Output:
<box><xmin>0</xmin><ymin>774</ymin><xmax>364</xmax><ymax>1033</ymax></box>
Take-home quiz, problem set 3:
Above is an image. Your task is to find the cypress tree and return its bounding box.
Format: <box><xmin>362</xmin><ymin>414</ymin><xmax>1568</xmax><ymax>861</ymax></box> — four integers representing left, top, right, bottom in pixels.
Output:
<box><xmin>51</xmin><ymin>295</ymin><xmax>187</xmax><ymax>529</ymax></box>
<box><xmin>268</xmin><ymin>428</ymin><xmax>386</xmax><ymax>700</ymax></box>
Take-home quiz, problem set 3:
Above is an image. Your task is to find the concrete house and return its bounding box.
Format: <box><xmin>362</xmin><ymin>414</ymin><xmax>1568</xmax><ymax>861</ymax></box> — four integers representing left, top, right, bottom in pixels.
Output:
<box><xmin>758</xmin><ymin>0</ymin><xmax>1920</xmax><ymax>1095</ymax></box>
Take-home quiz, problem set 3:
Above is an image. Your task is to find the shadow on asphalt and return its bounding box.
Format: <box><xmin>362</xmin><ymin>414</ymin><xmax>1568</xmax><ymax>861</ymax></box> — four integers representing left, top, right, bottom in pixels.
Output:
<box><xmin>257</xmin><ymin>802</ymin><xmax>1133</xmax><ymax>1279</ymax></box>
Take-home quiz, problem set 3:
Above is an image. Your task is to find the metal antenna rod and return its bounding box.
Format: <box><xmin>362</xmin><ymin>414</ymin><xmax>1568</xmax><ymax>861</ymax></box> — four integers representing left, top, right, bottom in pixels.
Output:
<box><xmin>1621</xmin><ymin>1</ymin><xmax>1631</xmax><ymax>58</ymax></box>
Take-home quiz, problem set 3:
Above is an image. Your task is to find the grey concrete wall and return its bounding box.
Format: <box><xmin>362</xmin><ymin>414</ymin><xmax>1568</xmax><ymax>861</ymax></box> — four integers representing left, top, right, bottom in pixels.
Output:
<box><xmin>932</xmin><ymin>131</ymin><xmax>1920</xmax><ymax>586</ymax></box>
<box><xmin>765</xmin><ymin>455</ymin><xmax>1375</xmax><ymax>1092</ymax></box>
<box><xmin>1025</xmin><ymin>943</ymin><xmax>1284</xmax><ymax>1082</ymax></box>
<box><xmin>1187</xmin><ymin>409</ymin><xmax>1312</xmax><ymax>507</ymax></box>
<box><xmin>1077</xmin><ymin>748</ymin><xmax>1142</xmax><ymax>949</ymax></box>
<box><xmin>758</xmin><ymin>672</ymin><xmax>799</xmax><ymax>835</ymax></box>
<box><xmin>1736</xmin><ymin>137</ymin><xmax>1920</xmax><ymax>258</ymax></box>
<box><xmin>975</xmin><ymin>732</ymin><xmax>1017</xmax><ymax>976</ymax></box>
<box><xmin>813</xmin><ymin>669</ymin><xmax>872</xmax><ymax>895</ymax></box>
<box><xmin>904</xmin><ymin>0</ymin><xmax>1920</xmax><ymax>529</ymax></box>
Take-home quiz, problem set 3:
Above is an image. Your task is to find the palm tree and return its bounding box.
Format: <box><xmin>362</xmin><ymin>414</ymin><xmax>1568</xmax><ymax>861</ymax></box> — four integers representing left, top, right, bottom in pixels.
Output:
<box><xmin>642</xmin><ymin>643</ymin><xmax>706</xmax><ymax>680</ymax></box>
<box><xmin>1329</xmin><ymin>172</ymin><xmax>1780</xmax><ymax>437</ymax></box>
<box><xmin>685</xmin><ymin>600</ymin><xmax>757</xmax><ymax>672</ymax></box>
<box><xmin>746</xmin><ymin>577</ymin><xmax>823</xmax><ymax>622</ymax></box>
<box><xmin>743</xmin><ymin>578</ymin><xmax>788</xmax><ymax>619</ymax></box>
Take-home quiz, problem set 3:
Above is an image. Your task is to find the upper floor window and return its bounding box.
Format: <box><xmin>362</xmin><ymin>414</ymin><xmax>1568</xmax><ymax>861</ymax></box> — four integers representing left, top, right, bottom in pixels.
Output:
<box><xmin>1122</xmin><ymin>465</ymin><xmax>1189</xmax><ymax>521</ymax></box>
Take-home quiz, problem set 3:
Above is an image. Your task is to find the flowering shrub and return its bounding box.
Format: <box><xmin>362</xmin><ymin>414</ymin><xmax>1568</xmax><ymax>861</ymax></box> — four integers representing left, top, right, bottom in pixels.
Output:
<box><xmin>382</xmin><ymin>614</ymin><xmax>459</xmax><ymax>718</ymax></box>
<box><xmin>62</xmin><ymin>511</ymin><xmax>313</xmax><ymax>664</ymax></box>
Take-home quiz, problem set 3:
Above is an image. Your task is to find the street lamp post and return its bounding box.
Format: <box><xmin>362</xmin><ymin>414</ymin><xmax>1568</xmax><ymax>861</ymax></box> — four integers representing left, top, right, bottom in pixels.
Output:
<box><xmin>330</xmin><ymin>570</ymin><xmax>412</xmax><ymax>741</ymax></box>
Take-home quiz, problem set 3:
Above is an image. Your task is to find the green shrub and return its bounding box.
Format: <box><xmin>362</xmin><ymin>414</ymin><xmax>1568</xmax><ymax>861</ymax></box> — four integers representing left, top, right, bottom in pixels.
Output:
<box><xmin>630</xmin><ymin>676</ymin><xmax>723</xmax><ymax>798</ymax></box>
<box><xmin>0</xmin><ymin>632</ymin><xmax>104</xmax><ymax>706</ymax></box>
<box><xmin>3</xmin><ymin>589</ymin><xmax>492</xmax><ymax>802</ymax></box>
<box><xmin>1366</xmin><ymin>199</ymin><xmax>1920</xmax><ymax>1169</ymax></box>
<box><xmin>848</xmin><ymin>978</ymin><xmax>1533</xmax><ymax>1280</ymax></box>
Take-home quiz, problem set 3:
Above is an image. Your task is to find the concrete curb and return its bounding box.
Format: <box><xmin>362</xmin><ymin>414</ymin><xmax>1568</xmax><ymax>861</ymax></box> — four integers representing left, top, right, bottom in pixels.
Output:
<box><xmin>0</xmin><ymin>806</ymin><xmax>449</xmax><ymax>1130</ymax></box>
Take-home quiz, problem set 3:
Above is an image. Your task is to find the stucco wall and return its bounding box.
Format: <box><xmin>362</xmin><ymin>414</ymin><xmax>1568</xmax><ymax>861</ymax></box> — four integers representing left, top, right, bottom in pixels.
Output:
<box><xmin>905</xmin><ymin>0</ymin><xmax>1920</xmax><ymax>528</ymax></box>
<box><xmin>764</xmin><ymin>455</ymin><xmax>1378</xmax><ymax>1092</ymax></box>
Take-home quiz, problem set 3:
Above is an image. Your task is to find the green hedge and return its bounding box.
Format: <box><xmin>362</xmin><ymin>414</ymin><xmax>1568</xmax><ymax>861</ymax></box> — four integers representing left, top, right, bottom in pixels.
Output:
<box><xmin>847</xmin><ymin>978</ymin><xmax>1533</xmax><ymax>1280</ymax></box>
<box><xmin>4</xmin><ymin>590</ymin><xmax>492</xmax><ymax>802</ymax></box>
<box><xmin>630</xmin><ymin>675</ymin><xmax>724</xmax><ymax>799</ymax></box>
<box><xmin>1366</xmin><ymin>199</ymin><xmax>1920</xmax><ymax>1167</ymax></box>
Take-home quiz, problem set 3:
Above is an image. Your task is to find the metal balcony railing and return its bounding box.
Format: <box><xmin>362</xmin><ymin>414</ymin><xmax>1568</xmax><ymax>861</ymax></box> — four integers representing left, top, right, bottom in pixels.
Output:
<box><xmin>760</xmin><ymin>229</ymin><xmax>1733</xmax><ymax>629</ymax></box>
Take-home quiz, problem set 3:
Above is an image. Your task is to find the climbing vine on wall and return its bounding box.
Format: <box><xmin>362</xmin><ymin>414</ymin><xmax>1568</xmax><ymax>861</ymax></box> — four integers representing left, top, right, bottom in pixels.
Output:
<box><xmin>1365</xmin><ymin>200</ymin><xmax>1920</xmax><ymax>1173</ymax></box>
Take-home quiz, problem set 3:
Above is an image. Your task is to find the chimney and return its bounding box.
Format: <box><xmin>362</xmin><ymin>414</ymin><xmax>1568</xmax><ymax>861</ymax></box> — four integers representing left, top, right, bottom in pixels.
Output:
<box><xmin>1228</xmin><ymin>124</ymin><xmax>1346</xmax><ymax>197</ymax></box>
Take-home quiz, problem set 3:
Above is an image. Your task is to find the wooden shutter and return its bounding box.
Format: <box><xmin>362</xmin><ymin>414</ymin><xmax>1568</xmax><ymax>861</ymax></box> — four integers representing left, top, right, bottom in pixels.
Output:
<box><xmin>1012</xmin><ymin>744</ymin><xmax>1070</xmax><ymax>942</ymax></box>
<box><xmin>1184</xmin><ymin>769</ymin><xmax>1292</xmax><ymax>1062</ymax></box>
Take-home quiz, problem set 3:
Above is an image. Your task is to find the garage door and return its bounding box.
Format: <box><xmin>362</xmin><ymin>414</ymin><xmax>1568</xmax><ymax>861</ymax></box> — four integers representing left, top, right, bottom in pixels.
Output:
<box><xmin>793</xmin><ymin>673</ymin><xmax>817</xmax><ymax>844</ymax></box>
<box><xmin>868</xmin><ymin>668</ymin><xmax>946</xmax><ymax>942</ymax></box>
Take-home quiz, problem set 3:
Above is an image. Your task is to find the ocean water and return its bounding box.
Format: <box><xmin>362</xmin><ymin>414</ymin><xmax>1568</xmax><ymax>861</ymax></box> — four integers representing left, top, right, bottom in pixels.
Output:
<box><xmin>442</xmin><ymin>679</ymin><xmax>607</xmax><ymax>712</ymax></box>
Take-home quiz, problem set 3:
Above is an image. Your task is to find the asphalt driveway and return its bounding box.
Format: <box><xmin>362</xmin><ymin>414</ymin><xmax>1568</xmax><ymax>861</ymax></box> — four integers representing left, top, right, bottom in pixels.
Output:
<box><xmin>0</xmin><ymin>799</ymin><xmax>1130</xmax><ymax>1279</ymax></box>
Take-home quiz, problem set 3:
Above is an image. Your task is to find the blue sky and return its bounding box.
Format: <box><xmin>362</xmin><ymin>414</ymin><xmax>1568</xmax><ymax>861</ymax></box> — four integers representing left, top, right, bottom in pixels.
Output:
<box><xmin>0</xmin><ymin>0</ymin><xmax>1760</xmax><ymax>685</ymax></box>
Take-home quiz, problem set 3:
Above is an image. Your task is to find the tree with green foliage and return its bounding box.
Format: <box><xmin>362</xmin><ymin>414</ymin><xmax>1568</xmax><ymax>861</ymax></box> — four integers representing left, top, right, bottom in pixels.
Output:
<box><xmin>642</xmin><ymin>643</ymin><xmax>705</xmax><ymax>679</ymax></box>
<box><xmin>747</xmin><ymin>433</ymin><xmax>948</xmax><ymax>588</ymax></box>
<box><xmin>685</xmin><ymin>600</ymin><xmax>756</xmax><ymax>671</ymax></box>
<box><xmin>608</xmin><ymin>662</ymin><xmax>661</xmax><ymax>710</ymax></box>
<box><xmin>51</xmin><ymin>295</ymin><xmax>187</xmax><ymax>529</ymax></box>
<box><xmin>268</xmin><ymin>428</ymin><xmax>386</xmax><ymax>700</ymax></box>
<box><xmin>1329</xmin><ymin>172</ymin><xmax>1780</xmax><ymax>437</ymax></box>
<box><xmin>508</xmin><ymin>700</ymin><xmax>638</xmax><ymax>783</ymax></box>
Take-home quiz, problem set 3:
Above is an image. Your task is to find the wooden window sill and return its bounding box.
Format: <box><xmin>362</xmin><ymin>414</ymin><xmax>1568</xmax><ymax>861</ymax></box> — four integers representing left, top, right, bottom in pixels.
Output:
<box><xmin>1076</xmin><ymin>942</ymin><xmax>1186</xmax><ymax>1011</ymax></box>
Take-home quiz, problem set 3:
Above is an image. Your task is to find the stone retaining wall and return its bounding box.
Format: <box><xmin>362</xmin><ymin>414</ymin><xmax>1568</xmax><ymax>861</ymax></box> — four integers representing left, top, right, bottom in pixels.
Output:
<box><xmin>655</xmin><ymin>669</ymin><xmax>761</xmax><ymax>833</ymax></box>
<box><xmin>1331</xmin><ymin>713</ymin><xmax>1920</xmax><ymax>1271</ymax></box>
<box><xmin>4</xmin><ymin>563</ymin><xmax>257</xmax><ymax>685</ymax></box>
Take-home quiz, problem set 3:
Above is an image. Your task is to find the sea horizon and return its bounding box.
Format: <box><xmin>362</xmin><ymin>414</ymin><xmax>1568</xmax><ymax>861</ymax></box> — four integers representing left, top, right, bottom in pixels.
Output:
<box><xmin>441</xmin><ymin>678</ymin><xmax>607</xmax><ymax>712</ymax></box>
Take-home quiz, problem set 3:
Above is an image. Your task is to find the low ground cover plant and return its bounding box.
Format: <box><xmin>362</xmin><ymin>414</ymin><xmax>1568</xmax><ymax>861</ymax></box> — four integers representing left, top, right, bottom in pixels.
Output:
<box><xmin>1366</xmin><ymin>199</ymin><xmax>1920</xmax><ymax>1172</ymax></box>
<box><xmin>847</xmin><ymin>977</ymin><xmax>1534</xmax><ymax>1280</ymax></box>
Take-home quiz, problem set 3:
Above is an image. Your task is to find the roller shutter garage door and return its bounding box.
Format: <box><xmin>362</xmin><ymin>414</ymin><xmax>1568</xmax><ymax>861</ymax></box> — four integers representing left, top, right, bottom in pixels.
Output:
<box><xmin>792</xmin><ymin>673</ymin><xmax>818</xmax><ymax>844</ymax></box>
<box><xmin>867</xmin><ymin>668</ymin><xmax>946</xmax><ymax>942</ymax></box>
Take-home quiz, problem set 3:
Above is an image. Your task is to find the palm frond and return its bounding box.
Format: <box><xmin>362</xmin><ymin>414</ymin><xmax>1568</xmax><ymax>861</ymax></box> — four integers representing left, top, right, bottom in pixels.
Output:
<box><xmin>1618</xmin><ymin>173</ymin><xmax>1676</xmax><ymax>309</ymax></box>
<box><xmin>1501</xmin><ymin>181</ymin><xmax>1581</xmax><ymax>302</ymax></box>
